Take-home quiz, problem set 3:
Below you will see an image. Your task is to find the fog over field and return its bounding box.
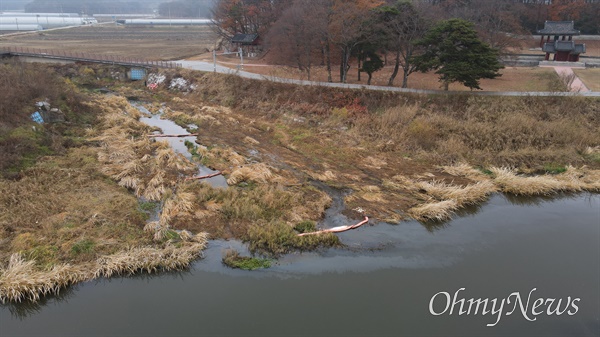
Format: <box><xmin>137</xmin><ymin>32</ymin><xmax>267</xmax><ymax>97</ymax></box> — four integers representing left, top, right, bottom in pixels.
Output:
<box><xmin>1</xmin><ymin>0</ymin><xmax>215</xmax><ymax>17</ymax></box>
<box><xmin>0</xmin><ymin>0</ymin><xmax>29</xmax><ymax>11</ymax></box>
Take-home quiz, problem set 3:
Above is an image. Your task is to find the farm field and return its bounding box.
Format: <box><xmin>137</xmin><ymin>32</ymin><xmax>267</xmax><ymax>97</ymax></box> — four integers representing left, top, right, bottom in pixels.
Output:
<box><xmin>2</xmin><ymin>24</ymin><xmax>598</xmax><ymax>92</ymax></box>
<box><xmin>0</xmin><ymin>25</ymin><xmax>218</xmax><ymax>60</ymax></box>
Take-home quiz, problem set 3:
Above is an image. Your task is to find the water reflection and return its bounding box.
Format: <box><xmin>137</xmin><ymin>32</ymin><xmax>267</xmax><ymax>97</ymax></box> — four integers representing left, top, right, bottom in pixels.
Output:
<box><xmin>2</xmin><ymin>285</ymin><xmax>77</xmax><ymax>320</ymax></box>
<box><xmin>503</xmin><ymin>191</ymin><xmax>581</xmax><ymax>206</ymax></box>
<box><xmin>2</xmin><ymin>268</ymin><xmax>194</xmax><ymax>320</ymax></box>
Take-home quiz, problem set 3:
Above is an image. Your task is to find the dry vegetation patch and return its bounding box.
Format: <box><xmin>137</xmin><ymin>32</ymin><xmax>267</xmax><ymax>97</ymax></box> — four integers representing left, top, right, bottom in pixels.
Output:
<box><xmin>0</xmin><ymin>86</ymin><xmax>211</xmax><ymax>303</ymax></box>
<box><xmin>148</xmin><ymin>70</ymin><xmax>599</xmax><ymax>222</ymax></box>
<box><xmin>5</xmin><ymin>63</ymin><xmax>598</xmax><ymax>302</ymax></box>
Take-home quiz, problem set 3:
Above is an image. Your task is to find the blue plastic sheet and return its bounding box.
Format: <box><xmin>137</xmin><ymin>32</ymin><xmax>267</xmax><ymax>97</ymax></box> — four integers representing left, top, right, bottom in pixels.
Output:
<box><xmin>30</xmin><ymin>111</ymin><xmax>44</xmax><ymax>124</ymax></box>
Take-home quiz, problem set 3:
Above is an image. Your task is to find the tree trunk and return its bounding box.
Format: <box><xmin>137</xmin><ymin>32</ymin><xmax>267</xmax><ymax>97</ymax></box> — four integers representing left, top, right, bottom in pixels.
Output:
<box><xmin>402</xmin><ymin>69</ymin><xmax>409</xmax><ymax>88</ymax></box>
<box><xmin>340</xmin><ymin>47</ymin><xmax>350</xmax><ymax>83</ymax></box>
<box><xmin>325</xmin><ymin>43</ymin><xmax>332</xmax><ymax>83</ymax></box>
<box><xmin>357</xmin><ymin>55</ymin><xmax>361</xmax><ymax>82</ymax></box>
<box><xmin>388</xmin><ymin>50</ymin><xmax>401</xmax><ymax>86</ymax></box>
<box><xmin>340</xmin><ymin>52</ymin><xmax>345</xmax><ymax>83</ymax></box>
<box><xmin>367</xmin><ymin>73</ymin><xmax>372</xmax><ymax>85</ymax></box>
<box><xmin>443</xmin><ymin>81</ymin><xmax>449</xmax><ymax>91</ymax></box>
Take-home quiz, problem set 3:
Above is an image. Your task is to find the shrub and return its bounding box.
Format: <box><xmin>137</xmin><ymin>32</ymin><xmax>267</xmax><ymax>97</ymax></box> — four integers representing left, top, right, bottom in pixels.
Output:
<box><xmin>293</xmin><ymin>220</ymin><xmax>316</xmax><ymax>233</ymax></box>
<box><xmin>246</xmin><ymin>222</ymin><xmax>339</xmax><ymax>256</ymax></box>
<box><xmin>222</xmin><ymin>249</ymin><xmax>271</xmax><ymax>270</ymax></box>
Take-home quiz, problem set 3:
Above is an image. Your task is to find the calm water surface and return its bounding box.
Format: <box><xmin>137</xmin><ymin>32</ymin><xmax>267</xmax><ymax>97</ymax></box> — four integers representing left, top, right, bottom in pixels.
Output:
<box><xmin>1</xmin><ymin>193</ymin><xmax>598</xmax><ymax>337</ymax></box>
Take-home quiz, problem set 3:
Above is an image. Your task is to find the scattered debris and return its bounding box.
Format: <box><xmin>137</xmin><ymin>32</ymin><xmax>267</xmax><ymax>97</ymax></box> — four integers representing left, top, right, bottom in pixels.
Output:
<box><xmin>298</xmin><ymin>216</ymin><xmax>369</xmax><ymax>236</ymax></box>
<box><xmin>185</xmin><ymin>171</ymin><xmax>222</xmax><ymax>181</ymax></box>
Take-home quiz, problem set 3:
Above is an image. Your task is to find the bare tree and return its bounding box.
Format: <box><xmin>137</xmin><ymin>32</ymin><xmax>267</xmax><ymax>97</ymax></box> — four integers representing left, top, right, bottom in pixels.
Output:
<box><xmin>376</xmin><ymin>1</ymin><xmax>428</xmax><ymax>88</ymax></box>
<box><xmin>265</xmin><ymin>0</ymin><xmax>327</xmax><ymax>80</ymax></box>
<box><xmin>211</xmin><ymin>0</ymin><xmax>290</xmax><ymax>38</ymax></box>
<box><xmin>329</xmin><ymin>0</ymin><xmax>382</xmax><ymax>83</ymax></box>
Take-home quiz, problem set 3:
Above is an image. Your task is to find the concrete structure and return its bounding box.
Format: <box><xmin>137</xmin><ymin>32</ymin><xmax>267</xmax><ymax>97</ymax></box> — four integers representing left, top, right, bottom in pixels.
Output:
<box><xmin>0</xmin><ymin>15</ymin><xmax>96</xmax><ymax>29</ymax></box>
<box><xmin>0</xmin><ymin>24</ymin><xmax>42</xmax><ymax>31</ymax></box>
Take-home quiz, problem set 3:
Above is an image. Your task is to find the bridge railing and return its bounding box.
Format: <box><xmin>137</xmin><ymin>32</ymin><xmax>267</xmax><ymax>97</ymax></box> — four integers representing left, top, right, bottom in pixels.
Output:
<box><xmin>0</xmin><ymin>46</ymin><xmax>182</xmax><ymax>68</ymax></box>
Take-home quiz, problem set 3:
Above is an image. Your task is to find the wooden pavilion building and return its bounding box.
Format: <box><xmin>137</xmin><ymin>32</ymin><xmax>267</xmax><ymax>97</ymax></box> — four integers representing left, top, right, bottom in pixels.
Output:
<box><xmin>231</xmin><ymin>33</ymin><xmax>261</xmax><ymax>57</ymax></box>
<box><xmin>538</xmin><ymin>21</ymin><xmax>586</xmax><ymax>62</ymax></box>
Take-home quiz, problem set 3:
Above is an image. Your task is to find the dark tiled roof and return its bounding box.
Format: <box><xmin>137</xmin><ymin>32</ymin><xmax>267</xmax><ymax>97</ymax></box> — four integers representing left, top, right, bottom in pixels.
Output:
<box><xmin>542</xmin><ymin>43</ymin><xmax>555</xmax><ymax>53</ymax></box>
<box><xmin>574</xmin><ymin>44</ymin><xmax>586</xmax><ymax>54</ymax></box>
<box><xmin>231</xmin><ymin>33</ymin><xmax>259</xmax><ymax>44</ymax></box>
<box><xmin>537</xmin><ymin>21</ymin><xmax>580</xmax><ymax>35</ymax></box>
<box><xmin>542</xmin><ymin>42</ymin><xmax>586</xmax><ymax>55</ymax></box>
<box><xmin>555</xmin><ymin>40</ymin><xmax>575</xmax><ymax>51</ymax></box>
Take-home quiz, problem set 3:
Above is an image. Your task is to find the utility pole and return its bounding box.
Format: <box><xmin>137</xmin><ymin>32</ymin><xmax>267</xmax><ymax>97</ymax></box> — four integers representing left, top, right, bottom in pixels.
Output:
<box><xmin>213</xmin><ymin>49</ymin><xmax>217</xmax><ymax>73</ymax></box>
<box><xmin>239</xmin><ymin>47</ymin><xmax>243</xmax><ymax>70</ymax></box>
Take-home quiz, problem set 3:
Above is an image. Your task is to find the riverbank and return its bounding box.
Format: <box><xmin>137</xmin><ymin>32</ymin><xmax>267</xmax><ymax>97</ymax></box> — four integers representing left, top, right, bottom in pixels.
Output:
<box><xmin>1</xmin><ymin>63</ymin><xmax>599</xmax><ymax>303</ymax></box>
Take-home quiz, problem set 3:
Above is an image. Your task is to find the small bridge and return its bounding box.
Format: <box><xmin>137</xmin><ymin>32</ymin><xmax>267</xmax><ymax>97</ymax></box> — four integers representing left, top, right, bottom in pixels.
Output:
<box><xmin>0</xmin><ymin>46</ymin><xmax>182</xmax><ymax>69</ymax></box>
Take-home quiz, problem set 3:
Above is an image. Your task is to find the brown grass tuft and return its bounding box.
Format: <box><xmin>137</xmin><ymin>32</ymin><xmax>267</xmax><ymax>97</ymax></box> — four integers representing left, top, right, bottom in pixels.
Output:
<box><xmin>409</xmin><ymin>200</ymin><xmax>458</xmax><ymax>222</ymax></box>
<box><xmin>227</xmin><ymin>163</ymin><xmax>277</xmax><ymax>185</ymax></box>
<box><xmin>491</xmin><ymin>167</ymin><xmax>569</xmax><ymax>195</ymax></box>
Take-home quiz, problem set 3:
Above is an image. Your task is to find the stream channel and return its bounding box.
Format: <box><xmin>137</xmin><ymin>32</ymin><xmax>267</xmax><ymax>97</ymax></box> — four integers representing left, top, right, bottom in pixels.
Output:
<box><xmin>1</xmin><ymin>105</ymin><xmax>598</xmax><ymax>336</ymax></box>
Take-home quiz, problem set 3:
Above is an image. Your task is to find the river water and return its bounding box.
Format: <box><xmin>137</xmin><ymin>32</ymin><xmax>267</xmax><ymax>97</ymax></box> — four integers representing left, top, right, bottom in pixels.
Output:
<box><xmin>1</xmin><ymin>193</ymin><xmax>598</xmax><ymax>336</ymax></box>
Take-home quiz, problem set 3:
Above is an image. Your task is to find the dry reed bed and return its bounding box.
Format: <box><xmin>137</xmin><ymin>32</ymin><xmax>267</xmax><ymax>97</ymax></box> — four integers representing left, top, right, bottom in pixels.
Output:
<box><xmin>408</xmin><ymin>164</ymin><xmax>600</xmax><ymax>221</ymax></box>
<box><xmin>407</xmin><ymin>178</ymin><xmax>498</xmax><ymax>221</ymax></box>
<box><xmin>91</xmin><ymin>96</ymin><xmax>196</xmax><ymax>201</ymax></box>
<box><xmin>0</xmin><ymin>238</ymin><xmax>207</xmax><ymax>304</ymax></box>
<box><xmin>0</xmin><ymin>95</ymin><xmax>213</xmax><ymax>304</ymax></box>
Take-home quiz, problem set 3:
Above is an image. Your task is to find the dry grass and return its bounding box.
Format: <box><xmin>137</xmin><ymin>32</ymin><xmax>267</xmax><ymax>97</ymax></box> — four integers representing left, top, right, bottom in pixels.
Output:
<box><xmin>407</xmin><ymin>163</ymin><xmax>600</xmax><ymax>220</ymax></box>
<box><xmin>441</xmin><ymin>163</ymin><xmax>490</xmax><ymax>181</ymax></box>
<box><xmin>227</xmin><ymin>163</ymin><xmax>277</xmax><ymax>185</ymax></box>
<box><xmin>94</xmin><ymin>240</ymin><xmax>207</xmax><ymax>278</ymax></box>
<box><xmin>0</xmin><ymin>88</ymin><xmax>213</xmax><ymax>304</ymax></box>
<box><xmin>1</xmin><ymin>239</ymin><xmax>207</xmax><ymax>303</ymax></box>
<box><xmin>348</xmin><ymin>97</ymin><xmax>600</xmax><ymax>168</ymax></box>
<box><xmin>306</xmin><ymin>170</ymin><xmax>337</xmax><ymax>182</ymax></box>
<box><xmin>403</xmin><ymin>175</ymin><xmax>497</xmax><ymax>221</ymax></box>
<box><xmin>409</xmin><ymin>200</ymin><xmax>459</xmax><ymax>222</ymax></box>
<box><xmin>162</xmin><ymin>69</ymin><xmax>599</xmax><ymax>222</ymax></box>
<box><xmin>490</xmin><ymin>166</ymin><xmax>600</xmax><ymax>195</ymax></box>
<box><xmin>416</xmin><ymin>180</ymin><xmax>497</xmax><ymax>206</ymax></box>
<box><xmin>573</xmin><ymin>69</ymin><xmax>600</xmax><ymax>92</ymax></box>
<box><xmin>91</xmin><ymin>96</ymin><xmax>196</xmax><ymax>201</ymax></box>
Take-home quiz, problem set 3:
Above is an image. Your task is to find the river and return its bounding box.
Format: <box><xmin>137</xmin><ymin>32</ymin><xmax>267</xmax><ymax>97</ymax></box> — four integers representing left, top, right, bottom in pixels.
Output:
<box><xmin>1</xmin><ymin>193</ymin><xmax>598</xmax><ymax>336</ymax></box>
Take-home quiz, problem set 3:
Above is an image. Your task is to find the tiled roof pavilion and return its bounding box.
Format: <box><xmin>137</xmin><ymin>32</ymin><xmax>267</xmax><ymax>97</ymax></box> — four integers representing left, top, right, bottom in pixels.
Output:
<box><xmin>537</xmin><ymin>21</ymin><xmax>585</xmax><ymax>62</ymax></box>
<box><xmin>537</xmin><ymin>21</ymin><xmax>580</xmax><ymax>35</ymax></box>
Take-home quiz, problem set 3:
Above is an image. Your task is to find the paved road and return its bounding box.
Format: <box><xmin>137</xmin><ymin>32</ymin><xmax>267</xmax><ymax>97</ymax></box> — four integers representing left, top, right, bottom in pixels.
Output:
<box><xmin>178</xmin><ymin>60</ymin><xmax>600</xmax><ymax>97</ymax></box>
<box><xmin>552</xmin><ymin>66</ymin><xmax>590</xmax><ymax>92</ymax></box>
